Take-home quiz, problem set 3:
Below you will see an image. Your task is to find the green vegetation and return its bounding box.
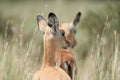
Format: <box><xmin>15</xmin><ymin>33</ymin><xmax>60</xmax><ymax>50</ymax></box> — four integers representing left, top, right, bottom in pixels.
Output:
<box><xmin>0</xmin><ymin>1</ymin><xmax>120</xmax><ymax>80</ymax></box>
<box><xmin>0</xmin><ymin>12</ymin><xmax>21</xmax><ymax>40</ymax></box>
<box><xmin>76</xmin><ymin>3</ymin><xmax>120</xmax><ymax>57</ymax></box>
<box><xmin>81</xmin><ymin>4</ymin><xmax>120</xmax><ymax>38</ymax></box>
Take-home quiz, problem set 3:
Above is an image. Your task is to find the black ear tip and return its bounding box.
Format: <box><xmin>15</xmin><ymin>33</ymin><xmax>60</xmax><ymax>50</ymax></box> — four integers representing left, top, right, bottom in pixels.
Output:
<box><xmin>48</xmin><ymin>12</ymin><xmax>56</xmax><ymax>18</ymax></box>
<box><xmin>36</xmin><ymin>15</ymin><xmax>44</xmax><ymax>21</ymax></box>
<box><xmin>77</xmin><ymin>12</ymin><xmax>81</xmax><ymax>16</ymax></box>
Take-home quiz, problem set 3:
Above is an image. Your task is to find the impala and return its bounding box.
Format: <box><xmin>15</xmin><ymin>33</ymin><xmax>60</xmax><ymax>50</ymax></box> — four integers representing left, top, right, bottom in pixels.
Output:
<box><xmin>33</xmin><ymin>12</ymin><xmax>71</xmax><ymax>80</ymax></box>
<box><xmin>55</xmin><ymin>12</ymin><xmax>81</xmax><ymax>80</ymax></box>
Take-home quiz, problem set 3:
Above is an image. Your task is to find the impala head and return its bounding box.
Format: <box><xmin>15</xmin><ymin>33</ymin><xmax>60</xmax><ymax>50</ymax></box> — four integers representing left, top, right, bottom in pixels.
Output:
<box><xmin>37</xmin><ymin>12</ymin><xmax>67</xmax><ymax>48</ymax></box>
<box><xmin>60</xmin><ymin>12</ymin><xmax>81</xmax><ymax>48</ymax></box>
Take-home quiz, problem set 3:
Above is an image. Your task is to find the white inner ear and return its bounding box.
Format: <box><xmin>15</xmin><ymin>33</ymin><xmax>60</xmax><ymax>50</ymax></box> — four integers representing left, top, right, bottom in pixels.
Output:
<box><xmin>38</xmin><ymin>20</ymin><xmax>47</xmax><ymax>33</ymax></box>
<box><xmin>69</xmin><ymin>22</ymin><xmax>75</xmax><ymax>30</ymax></box>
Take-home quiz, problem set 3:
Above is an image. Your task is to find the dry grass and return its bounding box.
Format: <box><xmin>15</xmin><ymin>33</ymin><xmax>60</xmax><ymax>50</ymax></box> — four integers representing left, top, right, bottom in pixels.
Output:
<box><xmin>0</xmin><ymin>16</ymin><xmax>120</xmax><ymax>80</ymax></box>
<box><xmin>0</xmin><ymin>1</ymin><xmax>120</xmax><ymax>80</ymax></box>
<box><xmin>0</xmin><ymin>19</ymin><xmax>42</xmax><ymax>80</ymax></box>
<box><xmin>75</xmin><ymin>16</ymin><xmax>120</xmax><ymax>80</ymax></box>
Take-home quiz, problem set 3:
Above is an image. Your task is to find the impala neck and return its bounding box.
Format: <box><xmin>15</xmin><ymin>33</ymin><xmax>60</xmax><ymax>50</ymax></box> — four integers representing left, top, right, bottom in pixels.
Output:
<box><xmin>42</xmin><ymin>38</ymin><xmax>56</xmax><ymax>68</ymax></box>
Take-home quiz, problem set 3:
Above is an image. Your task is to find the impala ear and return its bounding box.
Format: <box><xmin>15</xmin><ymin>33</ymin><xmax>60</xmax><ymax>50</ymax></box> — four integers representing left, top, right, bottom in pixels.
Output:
<box><xmin>69</xmin><ymin>12</ymin><xmax>81</xmax><ymax>29</ymax></box>
<box><xmin>37</xmin><ymin>15</ymin><xmax>47</xmax><ymax>33</ymax></box>
<box><xmin>48</xmin><ymin>12</ymin><xmax>59</xmax><ymax>32</ymax></box>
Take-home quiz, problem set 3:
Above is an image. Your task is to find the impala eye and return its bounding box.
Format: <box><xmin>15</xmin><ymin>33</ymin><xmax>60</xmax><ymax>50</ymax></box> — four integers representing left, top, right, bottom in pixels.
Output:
<box><xmin>61</xmin><ymin>30</ymin><xmax>65</xmax><ymax>37</ymax></box>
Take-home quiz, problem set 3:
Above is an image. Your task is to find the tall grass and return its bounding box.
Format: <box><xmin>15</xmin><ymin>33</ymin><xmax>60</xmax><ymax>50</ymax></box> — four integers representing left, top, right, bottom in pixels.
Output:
<box><xmin>0</xmin><ymin>16</ymin><xmax>119</xmax><ymax>80</ymax></box>
<box><xmin>0</xmin><ymin>1</ymin><xmax>120</xmax><ymax>80</ymax></box>
<box><xmin>75</xmin><ymin>16</ymin><xmax>120</xmax><ymax>80</ymax></box>
<box><xmin>0</xmin><ymin>18</ymin><xmax>42</xmax><ymax>80</ymax></box>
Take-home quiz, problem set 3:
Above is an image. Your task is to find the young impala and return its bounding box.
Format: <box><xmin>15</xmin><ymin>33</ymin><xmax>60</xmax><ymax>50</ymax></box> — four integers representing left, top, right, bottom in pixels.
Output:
<box><xmin>55</xmin><ymin>12</ymin><xmax>81</xmax><ymax>80</ymax></box>
<box><xmin>33</xmin><ymin>12</ymin><xmax>71</xmax><ymax>80</ymax></box>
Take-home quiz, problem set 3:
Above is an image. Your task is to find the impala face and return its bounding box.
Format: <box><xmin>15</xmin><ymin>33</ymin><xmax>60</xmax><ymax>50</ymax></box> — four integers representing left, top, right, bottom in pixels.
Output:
<box><xmin>37</xmin><ymin>13</ymin><xmax>67</xmax><ymax>49</ymax></box>
<box><xmin>55</xmin><ymin>12</ymin><xmax>81</xmax><ymax>80</ymax></box>
<box><xmin>60</xmin><ymin>12</ymin><xmax>81</xmax><ymax>48</ymax></box>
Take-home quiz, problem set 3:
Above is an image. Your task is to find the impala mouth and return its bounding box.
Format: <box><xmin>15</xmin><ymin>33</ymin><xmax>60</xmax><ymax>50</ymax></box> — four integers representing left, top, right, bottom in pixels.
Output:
<box><xmin>66</xmin><ymin>43</ymin><xmax>71</xmax><ymax>48</ymax></box>
<box><xmin>66</xmin><ymin>43</ymin><xmax>75</xmax><ymax>49</ymax></box>
<box><xmin>71</xmin><ymin>45</ymin><xmax>74</xmax><ymax>48</ymax></box>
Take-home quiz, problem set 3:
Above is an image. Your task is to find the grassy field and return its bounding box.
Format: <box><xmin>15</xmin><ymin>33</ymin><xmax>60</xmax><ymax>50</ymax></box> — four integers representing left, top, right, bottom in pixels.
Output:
<box><xmin>0</xmin><ymin>1</ymin><xmax>120</xmax><ymax>80</ymax></box>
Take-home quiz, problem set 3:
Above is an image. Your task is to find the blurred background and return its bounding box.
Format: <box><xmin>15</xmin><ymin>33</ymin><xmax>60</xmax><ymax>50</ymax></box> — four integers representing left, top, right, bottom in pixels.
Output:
<box><xmin>0</xmin><ymin>0</ymin><xmax>120</xmax><ymax>80</ymax></box>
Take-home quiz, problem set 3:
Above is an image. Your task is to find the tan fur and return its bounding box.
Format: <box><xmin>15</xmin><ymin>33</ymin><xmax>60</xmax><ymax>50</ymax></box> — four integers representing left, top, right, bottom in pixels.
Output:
<box><xmin>55</xmin><ymin>39</ymin><xmax>77</xmax><ymax>80</ymax></box>
<box><xmin>60</xmin><ymin>23</ymin><xmax>76</xmax><ymax>47</ymax></box>
<box><xmin>55</xmin><ymin>24</ymin><xmax>77</xmax><ymax>80</ymax></box>
<box><xmin>55</xmin><ymin>48</ymin><xmax>77</xmax><ymax>80</ymax></box>
<box><xmin>33</xmin><ymin>66</ymin><xmax>70</xmax><ymax>80</ymax></box>
<box><xmin>33</xmin><ymin>13</ymin><xmax>71</xmax><ymax>80</ymax></box>
<box><xmin>55</xmin><ymin>12</ymin><xmax>81</xmax><ymax>80</ymax></box>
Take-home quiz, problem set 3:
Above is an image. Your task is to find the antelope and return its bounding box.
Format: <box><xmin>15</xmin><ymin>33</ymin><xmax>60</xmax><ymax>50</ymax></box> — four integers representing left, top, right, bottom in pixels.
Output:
<box><xmin>33</xmin><ymin>12</ymin><xmax>71</xmax><ymax>80</ymax></box>
<box><xmin>55</xmin><ymin>12</ymin><xmax>81</xmax><ymax>80</ymax></box>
